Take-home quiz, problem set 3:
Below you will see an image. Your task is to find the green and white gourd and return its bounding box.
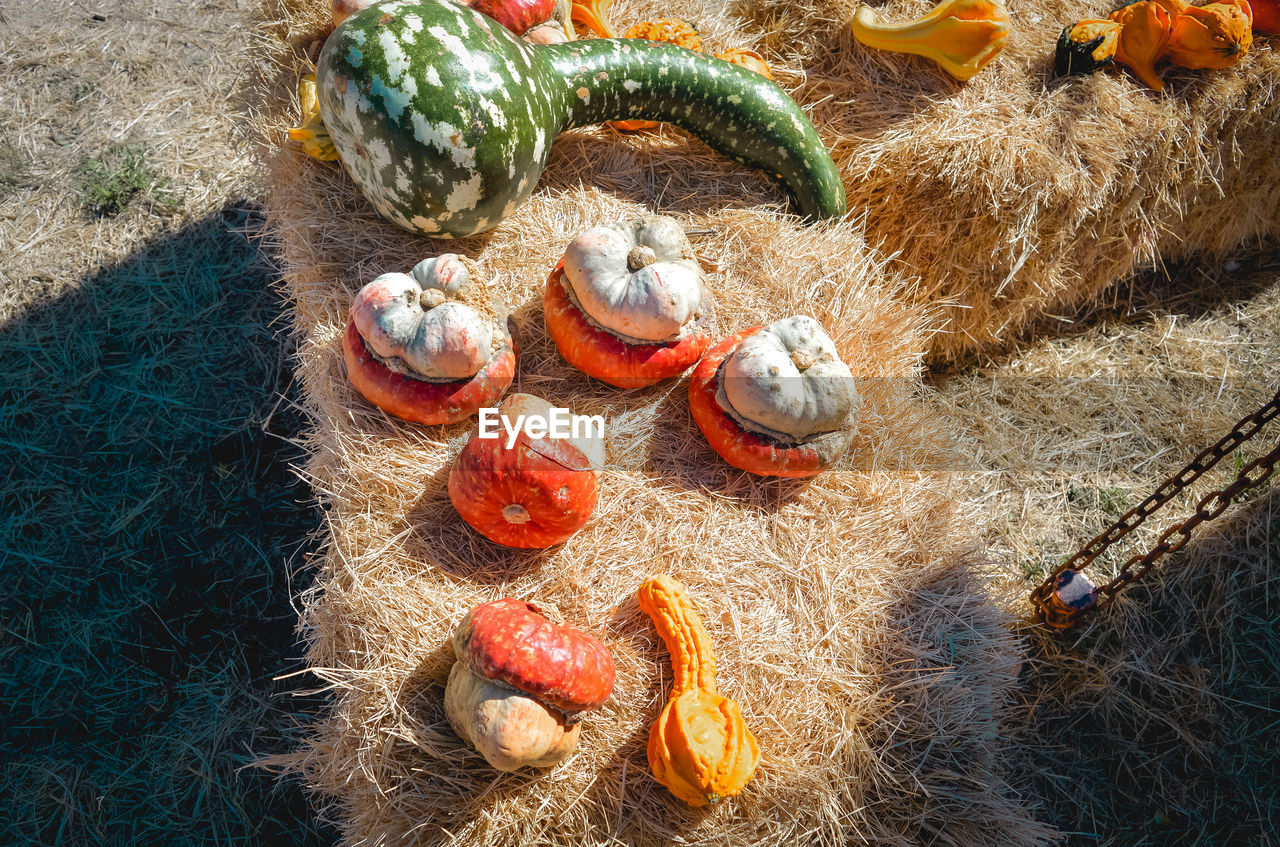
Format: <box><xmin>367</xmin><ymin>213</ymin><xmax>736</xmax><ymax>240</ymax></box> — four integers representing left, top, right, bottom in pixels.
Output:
<box><xmin>719</xmin><ymin>315</ymin><xmax>857</xmax><ymax>442</ymax></box>
<box><xmin>316</xmin><ymin>0</ymin><xmax>846</xmax><ymax>237</ymax></box>
<box><xmin>352</xmin><ymin>253</ymin><xmax>499</xmax><ymax>379</ymax></box>
<box><xmin>562</xmin><ymin>216</ymin><xmax>706</xmax><ymax>342</ymax></box>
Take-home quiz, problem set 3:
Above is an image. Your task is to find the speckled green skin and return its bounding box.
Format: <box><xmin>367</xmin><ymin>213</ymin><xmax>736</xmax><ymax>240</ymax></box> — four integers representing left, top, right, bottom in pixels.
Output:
<box><xmin>316</xmin><ymin>0</ymin><xmax>846</xmax><ymax>238</ymax></box>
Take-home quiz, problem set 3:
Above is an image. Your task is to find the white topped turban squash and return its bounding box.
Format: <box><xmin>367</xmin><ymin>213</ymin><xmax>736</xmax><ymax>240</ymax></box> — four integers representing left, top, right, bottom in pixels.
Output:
<box><xmin>689</xmin><ymin>316</ymin><xmax>858</xmax><ymax>477</ymax></box>
<box><xmin>343</xmin><ymin>254</ymin><xmax>517</xmax><ymax>425</ymax></box>
<box><xmin>444</xmin><ymin>598</ymin><xmax>615</xmax><ymax>771</ymax></box>
<box><xmin>544</xmin><ymin>216</ymin><xmax>715</xmax><ymax>388</ymax></box>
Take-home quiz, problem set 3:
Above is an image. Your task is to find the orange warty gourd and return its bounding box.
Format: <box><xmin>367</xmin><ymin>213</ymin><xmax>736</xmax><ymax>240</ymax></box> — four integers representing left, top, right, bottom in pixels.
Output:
<box><xmin>1166</xmin><ymin>0</ymin><xmax>1253</xmax><ymax>67</ymax></box>
<box><xmin>637</xmin><ymin>575</ymin><xmax>760</xmax><ymax>807</ymax></box>
<box><xmin>1110</xmin><ymin>0</ymin><xmax>1175</xmax><ymax>88</ymax></box>
<box><xmin>714</xmin><ymin>47</ymin><xmax>775</xmax><ymax>79</ymax></box>
<box><xmin>570</xmin><ymin>0</ymin><xmax>616</xmax><ymax>37</ymax></box>
<box><xmin>1104</xmin><ymin>0</ymin><xmax>1253</xmax><ymax>89</ymax></box>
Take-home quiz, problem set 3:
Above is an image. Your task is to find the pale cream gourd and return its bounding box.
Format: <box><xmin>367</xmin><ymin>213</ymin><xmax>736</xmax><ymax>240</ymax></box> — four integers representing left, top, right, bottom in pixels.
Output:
<box><xmin>443</xmin><ymin>663</ymin><xmax>581</xmax><ymax>771</ymax></box>
<box><xmin>351</xmin><ymin>254</ymin><xmax>495</xmax><ymax>381</ymax></box>
<box><xmin>561</xmin><ymin>216</ymin><xmax>706</xmax><ymax>342</ymax></box>
<box><xmin>720</xmin><ymin>315</ymin><xmax>857</xmax><ymax>440</ymax></box>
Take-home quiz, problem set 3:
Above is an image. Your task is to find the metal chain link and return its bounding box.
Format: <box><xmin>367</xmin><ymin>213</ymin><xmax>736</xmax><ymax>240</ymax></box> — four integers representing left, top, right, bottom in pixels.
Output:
<box><xmin>1031</xmin><ymin>385</ymin><xmax>1280</xmax><ymax>629</ymax></box>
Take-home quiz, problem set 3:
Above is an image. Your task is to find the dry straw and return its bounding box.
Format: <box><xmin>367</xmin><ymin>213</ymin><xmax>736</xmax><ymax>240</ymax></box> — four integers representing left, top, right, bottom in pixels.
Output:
<box><xmin>246</xmin><ymin>0</ymin><xmax>1056</xmax><ymax>842</ymax></box>
<box><xmin>739</xmin><ymin>0</ymin><xmax>1280</xmax><ymax>361</ymax></box>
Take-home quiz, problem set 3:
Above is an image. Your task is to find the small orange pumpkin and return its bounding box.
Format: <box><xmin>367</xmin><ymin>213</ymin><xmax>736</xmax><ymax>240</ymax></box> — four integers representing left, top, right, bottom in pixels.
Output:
<box><xmin>448</xmin><ymin>393</ymin><xmax>603</xmax><ymax>548</ymax></box>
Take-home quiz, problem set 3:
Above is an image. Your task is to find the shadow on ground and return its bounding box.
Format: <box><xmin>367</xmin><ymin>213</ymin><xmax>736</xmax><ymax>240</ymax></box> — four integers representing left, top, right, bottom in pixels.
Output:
<box><xmin>0</xmin><ymin>204</ymin><xmax>331</xmax><ymax>845</ymax></box>
<box><xmin>1011</xmin><ymin>488</ymin><xmax>1280</xmax><ymax>846</ymax></box>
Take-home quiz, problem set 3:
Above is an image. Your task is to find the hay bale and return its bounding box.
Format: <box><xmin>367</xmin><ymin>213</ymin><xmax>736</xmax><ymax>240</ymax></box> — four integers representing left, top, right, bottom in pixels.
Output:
<box><xmin>743</xmin><ymin>0</ymin><xmax>1280</xmax><ymax>361</ymax></box>
<box><xmin>247</xmin><ymin>1</ymin><xmax>1052</xmax><ymax>843</ymax></box>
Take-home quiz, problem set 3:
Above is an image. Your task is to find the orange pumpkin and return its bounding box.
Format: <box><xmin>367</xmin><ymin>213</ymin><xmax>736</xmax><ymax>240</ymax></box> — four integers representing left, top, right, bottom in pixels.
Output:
<box><xmin>448</xmin><ymin>393</ymin><xmax>603</xmax><ymax>548</ymax></box>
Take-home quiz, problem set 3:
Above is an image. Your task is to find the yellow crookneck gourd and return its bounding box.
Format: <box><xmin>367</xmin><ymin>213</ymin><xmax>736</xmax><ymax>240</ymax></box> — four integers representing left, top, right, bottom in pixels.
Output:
<box><xmin>287</xmin><ymin>75</ymin><xmax>339</xmax><ymax>162</ymax></box>
<box><xmin>850</xmin><ymin>0</ymin><xmax>1012</xmax><ymax>81</ymax></box>
<box><xmin>637</xmin><ymin>575</ymin><xmax>760</xmax><ymax>807</ymax></box>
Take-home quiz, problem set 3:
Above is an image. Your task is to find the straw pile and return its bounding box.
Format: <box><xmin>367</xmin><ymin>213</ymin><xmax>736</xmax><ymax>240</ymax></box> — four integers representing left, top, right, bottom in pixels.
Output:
<box><xmin>743</xmin><ymin>0</ymin><xmax>1280</xmax><ymax>361</ymax></box>
<box><xmin>248</xmin><ymin>1</ymin><xmax>1053</xmax><ymax>843</ymax></box>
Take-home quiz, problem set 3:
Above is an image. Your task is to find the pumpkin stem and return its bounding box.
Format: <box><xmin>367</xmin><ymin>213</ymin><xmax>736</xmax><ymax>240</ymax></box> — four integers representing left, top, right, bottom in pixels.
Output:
<box><xmin>626</xmin><ymin>245</ymin><xmax>657</xmax><ymax>271</ymax></box>
<box><xmin>790</xmin><ymin>349</ymin><xmax>816</xmax><ymax>370</ymax></box>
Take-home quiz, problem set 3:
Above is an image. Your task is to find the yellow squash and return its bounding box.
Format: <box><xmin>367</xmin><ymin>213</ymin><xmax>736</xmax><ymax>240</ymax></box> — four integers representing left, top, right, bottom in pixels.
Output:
<box><xmin>287</xmin><ymin>75</ymin><xmax>339</xmax><ymax>162</ymax></box>
<box><xmin>637</xmin><ymin>575</ymin><xmax>760</xmax><ymax>807</ymax></box>
<box><xmin>850</xmin><ymin>0</ymin><xmax>1012</xmax><ymax>81</ymax></box>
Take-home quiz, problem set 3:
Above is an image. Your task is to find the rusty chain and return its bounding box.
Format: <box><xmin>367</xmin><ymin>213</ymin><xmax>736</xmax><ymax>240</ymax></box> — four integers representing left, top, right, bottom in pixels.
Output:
<box><xmin>1031</xmin><ymin>385</ymin><xmax>1280</xmax><ymax>629</ymax></box>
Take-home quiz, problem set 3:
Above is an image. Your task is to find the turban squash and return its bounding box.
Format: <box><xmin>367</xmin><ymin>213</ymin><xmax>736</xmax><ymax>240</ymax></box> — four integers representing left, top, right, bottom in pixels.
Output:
<box><xmin>344</xmin><ymin>255</ymin><xmax>517</xmax><ymax>425</ymax></box>
<box><xmin>545</xmin><ymin>216</ymin><xmax>716</xmax><ymax>388</ymax></box>
<box><xmin>689</xmin><ymin>316</ymin><xmax>859</xmax><ymax>477</ymax></box>
<box><xmin>445</xmin><ymin>598</ymin><xmax>615</xmax><ymax>770</ymax></box>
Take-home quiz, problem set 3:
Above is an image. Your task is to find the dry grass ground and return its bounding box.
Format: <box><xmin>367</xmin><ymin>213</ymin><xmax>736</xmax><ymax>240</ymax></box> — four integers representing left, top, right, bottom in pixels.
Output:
<box><xmin>0</xmin><ymin>1</ymin><xmax>328</xmax><ymax>843</ymax></box>
<box><xmin>939</xmin><ymin>248</ymin><xmax>1280</xmax><ymax>846</ymax></box>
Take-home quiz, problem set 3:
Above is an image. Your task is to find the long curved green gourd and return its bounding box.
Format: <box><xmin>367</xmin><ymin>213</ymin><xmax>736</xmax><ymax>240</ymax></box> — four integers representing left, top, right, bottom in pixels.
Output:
<box><xmin>316</xmin><ymin>0</ymin><xmax>846</xmax><ymax>237</ymax></box>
